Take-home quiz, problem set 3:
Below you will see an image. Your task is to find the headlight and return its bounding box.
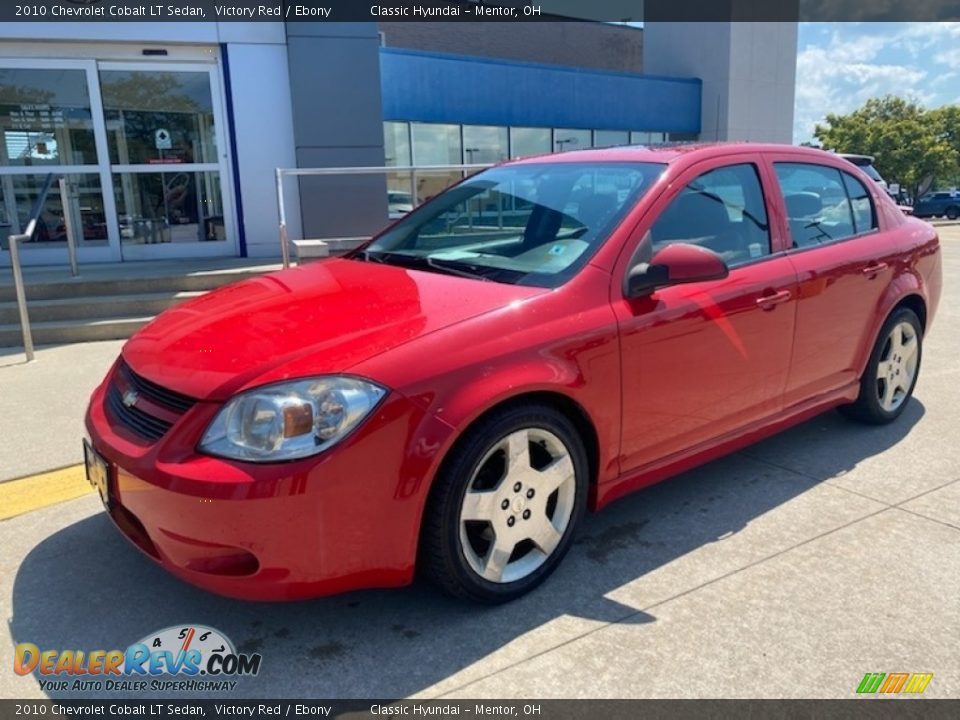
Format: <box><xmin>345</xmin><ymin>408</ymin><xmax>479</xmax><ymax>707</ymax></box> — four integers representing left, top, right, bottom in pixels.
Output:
<box><xmin>199</xmin><ymin>376</ymin><xmax>387</xmax><ymax>462</ymax></box>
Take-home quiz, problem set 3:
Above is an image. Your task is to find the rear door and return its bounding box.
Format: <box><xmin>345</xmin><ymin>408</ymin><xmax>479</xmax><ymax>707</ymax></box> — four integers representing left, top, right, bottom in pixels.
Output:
<box><xmin>766</xmin><ymin>154</ymin><xmax>896</xmax><ymax>407</ymax></box>
<box><xmin>612</xmin><ymin>155</ymin><xmax>798</xmax><ymax>475</ymax></box>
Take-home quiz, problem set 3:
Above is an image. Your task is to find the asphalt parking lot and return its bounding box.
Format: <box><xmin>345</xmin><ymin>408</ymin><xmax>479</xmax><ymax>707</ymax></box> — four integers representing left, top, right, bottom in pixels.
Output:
<box><xmin>1</xmin><ymin>226</ymin><xmax>958</xmax><ymax>700</ymax></box>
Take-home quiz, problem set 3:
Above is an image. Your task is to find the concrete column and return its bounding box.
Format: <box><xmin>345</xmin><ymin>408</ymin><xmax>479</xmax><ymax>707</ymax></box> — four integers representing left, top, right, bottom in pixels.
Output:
<box><xmin>643</xmin><ymin>21</ymin><xmax>798</xmax><ymax>143</ymax></box>
<box><xmin>285</xmin><ymin>22</ymin><xmax>389</xmax><ymax>241</ymax></box>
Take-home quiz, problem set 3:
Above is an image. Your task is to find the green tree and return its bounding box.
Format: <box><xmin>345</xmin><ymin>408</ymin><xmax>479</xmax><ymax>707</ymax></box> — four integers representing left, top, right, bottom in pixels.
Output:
<box><xmin>814</xmin><ymin>96</ymin><xmax>958</xmax><ymax>199</ymax></box>
<box><xmin>930</xmin><ymin>104</ymin><xmax>960</xmax><ymax>187</ymax></box>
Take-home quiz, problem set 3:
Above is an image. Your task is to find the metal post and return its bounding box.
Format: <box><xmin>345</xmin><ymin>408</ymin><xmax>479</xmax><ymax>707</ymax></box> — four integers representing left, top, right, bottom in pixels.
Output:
<box><xmin>8</xmin><ymin>233</ymin><xmax>35</xmax><ymax>362</ymax></box>
<box><xmin>276</xmin><ymin>168</ymin><xmax>290</xmax><ymax>269</ymax></box>
<box><xmin>59</xmin><ymin>178</ymin><xmax>79</xmax><ymax>277</ymax></box>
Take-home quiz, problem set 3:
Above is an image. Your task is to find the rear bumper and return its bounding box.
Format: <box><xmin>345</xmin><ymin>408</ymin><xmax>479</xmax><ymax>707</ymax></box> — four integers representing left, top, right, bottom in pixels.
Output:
<box><xmin>85</xmin><ymin>368</ymin><xmax>454</xmax><ymax>601</ymax></box>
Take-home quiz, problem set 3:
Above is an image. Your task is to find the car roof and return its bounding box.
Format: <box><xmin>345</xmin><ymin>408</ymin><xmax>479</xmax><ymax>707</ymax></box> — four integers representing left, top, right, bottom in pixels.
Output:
<box><xmin>508</xmin><ymin>142</ymin><xmax>842</xmax><ymax>166</ymax></box>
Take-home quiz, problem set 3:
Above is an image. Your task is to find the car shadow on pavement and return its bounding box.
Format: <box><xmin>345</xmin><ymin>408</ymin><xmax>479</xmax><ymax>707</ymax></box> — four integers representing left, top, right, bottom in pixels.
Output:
<box><xmin>9</xmin><ymin>402</ymin><xmax>924</xmax><ymax>700</ymax></box>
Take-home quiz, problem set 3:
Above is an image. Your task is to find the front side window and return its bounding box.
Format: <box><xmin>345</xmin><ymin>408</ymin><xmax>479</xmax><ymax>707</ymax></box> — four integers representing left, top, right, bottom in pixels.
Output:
<box><xmin>774</xmin><ymin>162</ymin><xmax>863</xmax><ymax>248</ymax></box>
<box><xmin>360</xmin><ymin>162</ymin><xmax>665</xmax><ymax>287</ymax></box>
<box><xmin>649</xmin><ymin>163</ymin><xmax>771</xmax><ymax>267</ymax></box>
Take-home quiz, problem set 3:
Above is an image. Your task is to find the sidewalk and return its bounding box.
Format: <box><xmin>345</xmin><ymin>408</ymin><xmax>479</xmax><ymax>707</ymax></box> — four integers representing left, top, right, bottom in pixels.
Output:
<box><xmin>0</xmin><ymin>340</ymin><xmax>123</xmax><ymax>482</ymax></box>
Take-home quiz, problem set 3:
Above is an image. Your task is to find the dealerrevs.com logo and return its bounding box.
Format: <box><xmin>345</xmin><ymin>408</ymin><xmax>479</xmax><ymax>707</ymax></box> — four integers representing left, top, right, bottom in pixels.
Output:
<box><xmin>14</xmin><ymin>625</ymin><xmax>262</xmax><ymax>693</ymax></box>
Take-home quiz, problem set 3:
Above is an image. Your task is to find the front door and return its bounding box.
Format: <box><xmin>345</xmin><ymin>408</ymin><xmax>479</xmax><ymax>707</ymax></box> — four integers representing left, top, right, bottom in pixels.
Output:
<box><xmin>613</xmin><ymin>158</ymin><xmax>798</xmax><ymax>475</ymax></box>
<box><xmin>0</xmin><ymin>56</ymin><xmax>236</xmax><ymax>267</ymax></box>
<box><xmin>98</xmin><ymin>62</ymin><xmax>235</xmax><ymax>261</ymax></box>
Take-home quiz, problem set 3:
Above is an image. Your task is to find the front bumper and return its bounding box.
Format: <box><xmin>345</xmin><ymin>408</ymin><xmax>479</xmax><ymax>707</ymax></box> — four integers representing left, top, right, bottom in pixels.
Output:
<box><xmin>84</xmin><ymin>365</ymin><xmax>454</xmax><ymax>601</ymax></box>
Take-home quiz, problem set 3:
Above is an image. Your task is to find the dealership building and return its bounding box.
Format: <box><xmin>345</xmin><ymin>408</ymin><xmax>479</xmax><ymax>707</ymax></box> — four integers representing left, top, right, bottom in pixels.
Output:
<box><xmin>0</xmin><ymin>18</ymin><xmax>797</xmax><ymax>268</ymax></box>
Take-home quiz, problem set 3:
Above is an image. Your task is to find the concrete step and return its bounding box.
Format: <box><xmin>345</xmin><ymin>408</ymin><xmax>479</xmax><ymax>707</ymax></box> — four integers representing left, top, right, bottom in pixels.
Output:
<box><xmin>0</xmin><ymin>291</ymin><xmax>204</xmax><ymax>325</ymax></box>
<box><xmin>0</xmin><ymin>316</ymin><xmax>153</xmax><ymax>347</ymax></box>
<box><xmin>0</xmin><ymin>269</ymin><xmax>267</xmax><ymax>303</ymax></box>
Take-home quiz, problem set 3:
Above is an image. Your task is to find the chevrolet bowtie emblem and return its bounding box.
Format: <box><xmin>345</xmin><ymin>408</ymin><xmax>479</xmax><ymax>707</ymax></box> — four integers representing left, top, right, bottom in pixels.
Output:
<box><xmin>122</xmin><ymin>390</ymin><xmax>140</xmax><ymax>408</ymax></box>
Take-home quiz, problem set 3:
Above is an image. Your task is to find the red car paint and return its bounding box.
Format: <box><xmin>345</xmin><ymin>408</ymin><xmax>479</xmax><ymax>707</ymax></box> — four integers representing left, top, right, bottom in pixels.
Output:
<box><xmin>85</xmin><ymin>144</ymin><xmax>942</xmax><ymax>600</ymax></box>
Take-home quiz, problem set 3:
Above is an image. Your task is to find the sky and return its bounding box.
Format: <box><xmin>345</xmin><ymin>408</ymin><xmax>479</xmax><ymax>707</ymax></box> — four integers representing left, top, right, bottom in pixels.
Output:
<box><xmin>794</xmin><ymin>22</ymin><xmax>960</xmax><ymax>143</ymax></box>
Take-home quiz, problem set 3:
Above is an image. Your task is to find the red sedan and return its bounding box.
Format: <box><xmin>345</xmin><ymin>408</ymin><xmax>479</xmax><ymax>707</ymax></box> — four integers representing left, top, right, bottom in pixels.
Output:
<box><xmin>84</xmin><ymin>144</ymin><xmax>941</xmax><ymax>603</ymax></box>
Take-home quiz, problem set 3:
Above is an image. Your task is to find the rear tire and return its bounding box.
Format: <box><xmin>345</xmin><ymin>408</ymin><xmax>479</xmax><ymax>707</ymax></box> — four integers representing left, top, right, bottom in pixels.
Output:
<box><xmin>946</xmin><ymin>206</ymin><xmax>959</xmax><ymax>220</ymax></box>
<box><xmin>840</xmin><ymin>307</ymin><xmax>922</xmax><ymax>425</ymax></box>
<box><xmin>419</xmin><ymin>404</ymin><xmax>588</xmax><ymax>603</ymax></box>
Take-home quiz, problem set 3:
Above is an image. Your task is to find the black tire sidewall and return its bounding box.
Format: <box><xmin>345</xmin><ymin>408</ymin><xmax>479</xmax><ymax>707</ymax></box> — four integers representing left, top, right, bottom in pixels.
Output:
<box><xmin>435</xmin><ymin>405</ymin><xmax>589</xmax><ymax>603</ymax></box>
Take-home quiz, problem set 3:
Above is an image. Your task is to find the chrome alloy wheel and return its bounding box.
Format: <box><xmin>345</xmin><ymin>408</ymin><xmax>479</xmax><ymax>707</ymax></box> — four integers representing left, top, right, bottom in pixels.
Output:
<box><xmin>458</xmin><ymin>428</ymin><xmax>577</xmax><ymax>584</ymax></box>
<box><xmin>876</xmin><ymin>321</ymin><xmax>919</xmax><ymax>412</ymax></box>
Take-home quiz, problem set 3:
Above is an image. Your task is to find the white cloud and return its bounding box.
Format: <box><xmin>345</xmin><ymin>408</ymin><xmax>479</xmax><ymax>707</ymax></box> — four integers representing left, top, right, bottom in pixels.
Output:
<box><xmin>793</xmin><ymin>22</ymin><xmax>960</xmax><ymax>143</ymax></box>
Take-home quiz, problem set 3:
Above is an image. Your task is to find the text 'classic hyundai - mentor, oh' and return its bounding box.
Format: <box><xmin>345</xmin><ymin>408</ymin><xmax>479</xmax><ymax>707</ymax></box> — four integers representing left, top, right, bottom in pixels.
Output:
<box><xmin>85</xmin><ymin>144</ymin><xmax>941</xmax><ymax>603</ymax></box>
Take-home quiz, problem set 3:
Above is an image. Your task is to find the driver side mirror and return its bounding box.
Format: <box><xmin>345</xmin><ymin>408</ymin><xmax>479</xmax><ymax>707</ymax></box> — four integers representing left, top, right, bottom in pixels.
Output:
<box><xmin>625</xmin><ymin>243</ymin><xmax>729</xmax><ymax>298</ymax></box>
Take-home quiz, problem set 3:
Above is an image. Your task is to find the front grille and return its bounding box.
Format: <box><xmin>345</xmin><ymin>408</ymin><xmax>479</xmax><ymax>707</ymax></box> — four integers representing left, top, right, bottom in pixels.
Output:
<box><xmin>106</xmin><ymin>384</ymin><xmax>172</xmax><ymax>441</ymax></box>
<box><xmin>116</xmin><ymin>359</ymin><xmax>195</xmax><ymax>414</ymax></box>
<box><xmin>105</xmin><ymin>361</ymin><xmax>197</xmax><ymax>442</ymax></box>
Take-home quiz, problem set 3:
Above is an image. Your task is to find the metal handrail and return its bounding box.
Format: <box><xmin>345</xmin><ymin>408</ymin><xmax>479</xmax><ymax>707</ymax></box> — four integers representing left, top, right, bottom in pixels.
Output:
<box><xmin>5</xmin><ymin>172</ymin><xmax>81</xmax><ymax>362</ymax></box>
<box><xmin>275</xmin><ymin>163</ymin><xmax>494</xmax><ymax>269</ymax></box>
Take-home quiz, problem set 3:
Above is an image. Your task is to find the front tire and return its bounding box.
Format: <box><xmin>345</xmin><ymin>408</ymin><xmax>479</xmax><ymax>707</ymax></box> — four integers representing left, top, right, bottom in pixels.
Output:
<box><xmin>420</xmin><ymin>404</ymin><xmax>588</xmax><ymax>603</ymax></box>
<box><xmin>840</xmin><ymin>307</ymin><xmax>922</xmax><ymax>425</ymax></box>
<box><xmin>946</xmin><ymin>206</ymin><xmax>959</xmax><ymax>221</ymax></box>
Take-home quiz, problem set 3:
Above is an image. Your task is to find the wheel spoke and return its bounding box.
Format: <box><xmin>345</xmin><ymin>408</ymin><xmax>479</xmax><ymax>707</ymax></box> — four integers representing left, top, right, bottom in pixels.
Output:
<box><xmin>481</xmin><ymin>536</ymin><xmax>514</xmax><ymax>582</ymax></box>
<box><xmin>900</xmin><ymin>334</ymin><xmax>918</xmax><ymax>365</ymax></box>
<box><xmin>504</xmin><ymin>430</ymin><xmax>531</xmax><ymax>473</ymax></box>
<box><xmin>881</xmin><ymin>378</ymin><xmax>897</xmax><ymax>410</ymax></box>
<box><xmin>529</xmin><ymin>517</ymin><xmax>563</xmax><ymax>556</ymax></box>
<box><xmin>889</xmin><ymin>329</ymin><xmax>904</xmax><ymax>356</ymax></box>
<box><xmin>537</xmin><ymin>454</ymin><xmax>574</xmax><ymax>495</ymax></box>
<box><xmin>461</xmin><ymin>490</ymin><xmax>498</xmax><ymax>522</ymax></box>
<box><xmin>876</xmin><ymin>360</ymin><xmax>892</xmax><ymax>377</ymax></box>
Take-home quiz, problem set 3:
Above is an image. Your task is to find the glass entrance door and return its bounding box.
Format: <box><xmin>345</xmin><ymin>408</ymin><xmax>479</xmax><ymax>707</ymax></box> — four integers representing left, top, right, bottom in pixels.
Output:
<box><xmin>99</xmin><ymin>62</ymin><xmax>235</xmax><ymax>261</ymax></box>
<box><xmin>0</xmin><ymin>59</ymin><xmax>117</xmax><ymax>266</ymax></box>
<box><xmin>0</xmin><ymin>56</ymin><xmax>236</xmax><ymax>267</ymax></box>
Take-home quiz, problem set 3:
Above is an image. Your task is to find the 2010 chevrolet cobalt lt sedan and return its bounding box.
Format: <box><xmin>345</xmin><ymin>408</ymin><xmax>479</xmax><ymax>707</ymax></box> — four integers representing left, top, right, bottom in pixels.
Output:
<box><xmin>85</xmin><ymin>144</ymin><xmax>941</xmax><ymax>603</ymax></box>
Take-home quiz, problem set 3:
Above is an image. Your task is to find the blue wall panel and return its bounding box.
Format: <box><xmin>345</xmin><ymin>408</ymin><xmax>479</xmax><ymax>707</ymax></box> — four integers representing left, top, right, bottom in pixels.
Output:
<box><xmin>380</xmin><ymin>48</ymin><xmax>701</xmax><ymax>134</ymax></box>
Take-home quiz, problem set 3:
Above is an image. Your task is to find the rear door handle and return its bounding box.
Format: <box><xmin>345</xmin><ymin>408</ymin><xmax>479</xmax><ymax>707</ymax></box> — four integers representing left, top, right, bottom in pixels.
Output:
<box><xmin>861</xmin><ymin>262</ymin><xmax>888</xmax><ymax>277</ymax></box>
<box><xmin>756</xmin><ymin>289</ymin><xmax>792</xmax><ymax>310</ymax></box>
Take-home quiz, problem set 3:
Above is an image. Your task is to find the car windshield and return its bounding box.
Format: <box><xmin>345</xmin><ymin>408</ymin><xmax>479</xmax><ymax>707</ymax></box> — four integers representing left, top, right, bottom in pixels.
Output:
<box><xmin>356</xmin><ymin>162</ymin><xmax>665</xmax><ymax>287</ymax></box>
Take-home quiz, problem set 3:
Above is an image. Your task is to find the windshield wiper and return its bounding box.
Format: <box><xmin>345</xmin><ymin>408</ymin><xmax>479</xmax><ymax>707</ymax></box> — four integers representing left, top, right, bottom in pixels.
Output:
<box><xmin>359</xmin><ymin>250</ymin><xmax>496</xmax><ymax>281</ymax></box>
<box><xmin>424</xmin><ymin>256</ymin><xmax>493</xmax><ymax>281</ymax></box>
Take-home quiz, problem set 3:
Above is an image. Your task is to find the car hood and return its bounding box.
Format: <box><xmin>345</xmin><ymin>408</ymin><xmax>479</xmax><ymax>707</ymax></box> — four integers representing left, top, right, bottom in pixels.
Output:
<box><xmin>122</xmin><ymin>258</ymin><xmax>545</xmax><ymax>401</ymax></box>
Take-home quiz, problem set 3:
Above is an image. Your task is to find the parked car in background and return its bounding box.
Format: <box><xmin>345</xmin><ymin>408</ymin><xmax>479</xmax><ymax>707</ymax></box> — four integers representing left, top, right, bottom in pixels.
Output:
<box><xmin>388</xmin><ymin>190</ymin><xmax>414</xmax><ymax>218</ymax></box>
<box><xmin>837</xmin><ymin>153</ymin><xmax>890</xmax><ymax>191</ymax></box>
<box><xmin>85</xmin><ymin>144</ymin><xmax>941</xmax><ymax>603</ymax></box>
<box><xmin>913</xmin><ymin>190</ymin><xmax>960</xmax><ymax>220</ymax></box>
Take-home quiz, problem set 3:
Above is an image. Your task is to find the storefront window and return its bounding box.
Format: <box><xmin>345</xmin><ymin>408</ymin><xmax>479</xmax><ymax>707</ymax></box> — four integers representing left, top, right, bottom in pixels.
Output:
<box><xmin>112</xmin><ymin>171</ymin><xmax>224</xmax><ymax>245</ymax></box>
<box><xmin>0</xmin><ymin>173</ymin><xmax>107</xmax><ymax>247</ymax></box>
<box><xmin>100</xmin><ymin>70</ymin><xmax>217</xmax><ymax>166</ymax></box>
<box><xmin>554</xmin><ymin>129</ymin><xmax>591</xmax><ymax>152</ymax></box>
<box><xmin>0</xmin><ymin>68</ymin><xmax>97</xmax><ymax>166</ymax></box>
<box><xmin>462</xmin><ymin>125</ymin><xmax>508</xmax><ymax>164</ymax></box>
<box><xmin>384</xmin><ymin>121</ymin><xmax>411</xmax><ymax>167</ymax></box>
<box><xmin>510</xmin><ymin>127</ymin><xmax>551</xmax><ymax>158</ymax></box>
<box><xmin>594</xmin><ymin>130</ymin><xmax>630</xmax><ymax>148</ymax></box>
<box><xmin>411</xmin><ymin>123</ymin><xmax>462</xmax><ymax>202</ymax></box>
<box><xmin>384</xmin><ymin>122</ymin><xmax>413</xmax><ymax>215</ymax></box>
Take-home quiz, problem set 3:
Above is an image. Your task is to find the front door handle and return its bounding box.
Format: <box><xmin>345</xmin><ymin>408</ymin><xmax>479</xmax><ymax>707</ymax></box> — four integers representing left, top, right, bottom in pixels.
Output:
<box><xmin>756</xmin><ymin>289</ymin><xmax>792</xmax><ymax>310</ymax></box>
<box><xmin>861</xmin><ymin>261</ymin><xmax>889</xmax><ymax>277</ymax></box>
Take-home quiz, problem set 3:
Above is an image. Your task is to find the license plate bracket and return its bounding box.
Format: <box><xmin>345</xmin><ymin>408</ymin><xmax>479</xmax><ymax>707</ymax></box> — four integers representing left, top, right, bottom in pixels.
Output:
<box><xmin>83</xmin><ymin>440</ymin><xmax>111</xmax><ymax>510</ymax></box>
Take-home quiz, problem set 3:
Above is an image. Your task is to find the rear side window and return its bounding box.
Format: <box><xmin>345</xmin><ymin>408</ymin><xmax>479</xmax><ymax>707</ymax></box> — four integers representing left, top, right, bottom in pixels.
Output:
<box><xmin>650</xmin><ymin>163</ymin><xmax>771</xmax><ymax>267</ymax></box>
<box><xmin>774</xmin><ymin>163</ymin><xmax>873</xmax><ymax>248</ymax></box>
<box><xmin>842</xmin><ymin>172</ymin><xmax>877</xmax><ymax>235</ymax></box>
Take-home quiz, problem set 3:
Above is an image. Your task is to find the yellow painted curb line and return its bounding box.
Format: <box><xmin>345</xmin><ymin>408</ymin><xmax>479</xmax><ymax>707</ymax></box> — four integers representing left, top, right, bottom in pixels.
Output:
<box><xmin>0</xmin><ymin>465</ymin><xmax>93</xmax><ymax>521</ymax></box>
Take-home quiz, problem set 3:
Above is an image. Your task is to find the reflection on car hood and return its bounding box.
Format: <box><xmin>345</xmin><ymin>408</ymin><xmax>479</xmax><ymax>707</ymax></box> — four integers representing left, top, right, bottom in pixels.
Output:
<box><xmin>122</xmin><ymin>258</ymin><xmax>544</xmax><ymax>401</ymax></box>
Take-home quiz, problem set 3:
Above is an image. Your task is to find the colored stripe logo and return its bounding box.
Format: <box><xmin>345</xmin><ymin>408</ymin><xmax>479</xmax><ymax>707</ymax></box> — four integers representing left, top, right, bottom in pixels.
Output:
<box><xmin>857</xmin><ymin>672</ymin><xmax>933</xmax><ymax>694</ymax></box>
